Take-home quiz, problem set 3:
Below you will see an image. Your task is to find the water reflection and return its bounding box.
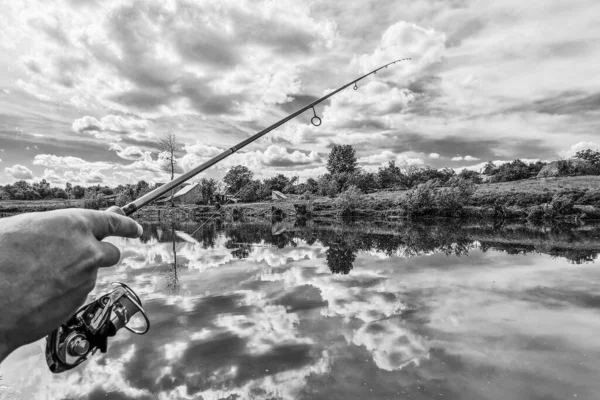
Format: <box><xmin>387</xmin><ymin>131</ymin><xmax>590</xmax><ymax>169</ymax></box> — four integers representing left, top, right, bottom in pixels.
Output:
<box><xmin>146</xmin><ymin>219</ymin><xmax>600</xmax><ymax>270</ymax></box>
<box><xmin>2</xmin><ymin>219</ymin><xmax>600</xmax><ymax>399</ymax></box>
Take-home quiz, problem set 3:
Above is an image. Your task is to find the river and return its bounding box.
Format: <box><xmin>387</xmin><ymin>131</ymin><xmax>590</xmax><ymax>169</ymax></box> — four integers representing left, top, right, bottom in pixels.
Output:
<box><xmin>2</xmin><ymin>218</ymin><xmax>600</xmax><ymax>400</ymax></box>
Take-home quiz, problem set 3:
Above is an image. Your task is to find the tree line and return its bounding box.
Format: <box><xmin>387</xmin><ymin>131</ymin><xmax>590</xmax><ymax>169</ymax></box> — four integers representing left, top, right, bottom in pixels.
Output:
<box><xmin>1</xmin><ymin>145</ymin><xmax>599</xmax><ymax>205</ymax></box>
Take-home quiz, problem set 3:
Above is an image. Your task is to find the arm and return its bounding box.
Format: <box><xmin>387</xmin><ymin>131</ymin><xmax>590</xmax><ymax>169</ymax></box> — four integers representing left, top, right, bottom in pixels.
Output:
<box><xmin>0</xmin><ymin>208</ymin><xmax>142</xmax><ymax>363</ymax></box>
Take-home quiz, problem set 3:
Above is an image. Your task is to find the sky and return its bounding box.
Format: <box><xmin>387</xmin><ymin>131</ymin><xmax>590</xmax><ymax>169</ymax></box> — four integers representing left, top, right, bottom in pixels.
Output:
<box><xmin>0</xmin><ymin>0</ymin><xmax>599</xmax><ymax>186</ymax></box>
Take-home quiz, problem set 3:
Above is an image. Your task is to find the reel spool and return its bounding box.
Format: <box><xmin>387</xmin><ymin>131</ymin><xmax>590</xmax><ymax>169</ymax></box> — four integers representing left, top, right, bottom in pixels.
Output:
<box><xmin>45</xmin><ymin>282</ymin><xmax>149</xmax><ymax>373</ymax></box>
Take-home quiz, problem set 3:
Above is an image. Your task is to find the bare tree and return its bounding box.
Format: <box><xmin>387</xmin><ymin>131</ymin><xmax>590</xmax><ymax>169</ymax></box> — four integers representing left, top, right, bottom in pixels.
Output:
<box><xmin>158</xmin><ymin>131</ymin><xmax>179</xmax><ymax>206</ymax></box>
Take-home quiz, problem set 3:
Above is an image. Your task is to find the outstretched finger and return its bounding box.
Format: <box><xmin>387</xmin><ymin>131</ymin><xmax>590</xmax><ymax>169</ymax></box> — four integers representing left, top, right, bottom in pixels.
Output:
<box><xmin>89</xmin><ymin>210</ymin><xmax>143</xmax><ymax>240</ymax></box>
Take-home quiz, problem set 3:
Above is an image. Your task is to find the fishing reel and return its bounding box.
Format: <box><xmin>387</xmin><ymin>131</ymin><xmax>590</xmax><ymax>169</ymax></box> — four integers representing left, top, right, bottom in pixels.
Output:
<box><xmin>45</xmin><ymin>282</ymin><xmax>150</xmax><ymax>373</ymax></box>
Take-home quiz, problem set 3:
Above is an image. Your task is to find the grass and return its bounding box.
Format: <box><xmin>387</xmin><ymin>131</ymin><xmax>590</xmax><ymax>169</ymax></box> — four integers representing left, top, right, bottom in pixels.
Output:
<box><xmin>3</xmin><ymin>176</ymin><xmax>600</xmax><ymax>220</ymax></box>
<box><xmin>0</xmin><ymin>199</ymin><xmax>85</xmax><ymax>213</ymax></box>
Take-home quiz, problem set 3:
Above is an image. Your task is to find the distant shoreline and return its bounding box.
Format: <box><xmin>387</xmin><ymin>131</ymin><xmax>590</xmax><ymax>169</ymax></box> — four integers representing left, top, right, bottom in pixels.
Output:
<box><xmin>3</xmin><ymin>176</ymin><xmax>600</xmax><ymax>222</ymax></box>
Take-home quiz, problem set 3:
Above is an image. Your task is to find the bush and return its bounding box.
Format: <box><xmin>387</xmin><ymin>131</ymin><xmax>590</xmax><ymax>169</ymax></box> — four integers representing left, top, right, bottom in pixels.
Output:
<box><xmin>526</xmin><ymin>193</ymin><xmax>577</xmax><ymax>221</ymax></box>
<box><xmin>490</xmin><ymin>159</ymin><xmax>545</xmax><ymax>182</ymax></box>
<box><xmin>435</xmin><ymin>178</ymin><xmax>476</xmax><ymax>216</ymax></box>
<box><xmin>458</xmin><ymin>169</ymin><xmax>482</xmax><ymax>184</ymax></box>
<box><xmin>317</xmin><ymin>175</ymin><xmax>339</xmax><ymax>197</ymax></box>
<box><xmin>402</xmin><ymin>178</ymin><xmax>475</xmax><ymax>217</ymax></box>
<box><xmin>83</xmin><ymin>192</ymin><xmax>107</xmax><ymax>209</ymax></box>
<box><xmin>336</xmin><ymin>185</ymin><xmax>363</xmax><ymax>216</ymax></box>
<box><xmin>404</xmin><ymin>180</ymin><xmax>438</xmax><ymax>217</ymax></box>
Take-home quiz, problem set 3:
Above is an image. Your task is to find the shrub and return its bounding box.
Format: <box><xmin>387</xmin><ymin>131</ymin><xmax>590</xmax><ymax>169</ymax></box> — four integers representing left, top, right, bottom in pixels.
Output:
<box><xmin>336</xmin><ymin>185</ymin><xmax>363</xmax><ymax>216</ymax></box>
<box><xmin>458</xmin><ymin>169</ymin><xmax>482</xmax><ymax>183</ymax></box>
<box><xmin>115</xmin><ymin>191</ymin><xmax>132</xmax><ymax>207</ymax></box>
<box><xmin>404</xmin><ymin>180</ymin><xmax>438</xmax><ymax>217</ymax></box>
<box><xmin>526</xmin><ymin>193</ymin><xmax>577</xmax><ymax>221</ymax></box>
<box><xmin>435</xmin><ymin>178</ymin><xmax>476</xmax><ymax>216</ymax></box>
<box><xmin>490</xmin><ymin>159</ymin><xmax>545</xmax><ymax>182</ymax></box>
<box><xmin>83</xmin><ymin>192</ymin><xmax>107</xmax><ymax>209</ymax></box>
<box><xmin>317</xmin><ymin>175</ymin><xmax>339</xmax><ymax>197</ymax></box>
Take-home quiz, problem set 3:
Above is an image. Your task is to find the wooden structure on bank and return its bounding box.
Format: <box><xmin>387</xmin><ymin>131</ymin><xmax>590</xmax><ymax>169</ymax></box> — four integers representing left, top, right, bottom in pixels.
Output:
<box><xmin>272</xmin><ymin>190</ymin><xmax>288</xmax><ymax>200</ymax></box>
<box><xmin>158</xmin><ymin>182</ymin><xmax>202</xmax><ymax>205</ymax></box>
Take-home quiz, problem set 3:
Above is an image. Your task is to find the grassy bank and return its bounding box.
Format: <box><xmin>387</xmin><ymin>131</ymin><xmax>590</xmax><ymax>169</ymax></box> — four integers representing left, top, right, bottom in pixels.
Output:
<box><xmin>214</xmin><ymin>175</ymin><xmax>600</xmax><ymax>221</ymax></box>
<box><xmin>3</xmin><ymin>176</ymin><xmax>600</xmax><ymax>221</ymax></box>
<box><xmin>0</xmin><ymin>199</ymin><xmax>85</xmax><ymax>213</ymax></box>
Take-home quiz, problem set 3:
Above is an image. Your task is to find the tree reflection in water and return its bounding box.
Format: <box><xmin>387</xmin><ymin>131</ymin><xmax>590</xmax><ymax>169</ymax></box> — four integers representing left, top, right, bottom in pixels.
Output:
<box><xmin>142</xmin><ymin>218</ymin><xmax>600</xmax><ymax>275</ymax></box>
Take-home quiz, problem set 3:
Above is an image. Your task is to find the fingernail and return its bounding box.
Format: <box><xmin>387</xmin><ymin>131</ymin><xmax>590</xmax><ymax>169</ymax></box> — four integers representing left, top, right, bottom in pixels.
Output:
<box><xmin>136</xmin><ymin>223</ymin><xmax>143</xmax><ymax>237</ymax></box>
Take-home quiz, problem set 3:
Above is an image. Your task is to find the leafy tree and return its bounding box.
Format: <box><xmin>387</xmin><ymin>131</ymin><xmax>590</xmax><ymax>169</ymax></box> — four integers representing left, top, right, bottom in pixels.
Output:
<box><xmin>327</xmin><ymin>144</ymin><xmax>357</xmax><ymax>175</ymax></box>
<box><xmin>263</xmin><ymin>174</ymin><xmax>290</xmax><ymax>193</ymax></box>
<box><xmin>238</xmin><ymin>179</ymin><xmax>262</xmax><ymax>202</ymax></box>
<box><xmin>490</xmin><ymin>159</ymin><xmax>545</xmax><ymax>182</ymax></box>
<box><xmin>483</xmin><ymin>161</ymin><xmax>496</xmax><ymax>175</ymax></box>
<box><xmin>458</xmin><ymin>169</ymin><xmax>482</xmax><ymax>183</ymax></box>
<box><xmin>304</xmin><ymin>178</ymin><xmax>318</xmax><ymax>193</ymax></box>
<box><xmin>72</xmin><ymin>185</ymin><xmax>85</xmax><ymax>199</ymax></box>
<box><xmin>347</xmin><ymin>170</ymin><xmax>377</xmax><ymax>193</ymax></box>
<box><xmin>198</xmin><ymin>178</ymin><xmax>218</xmax><ymax>203</ymax></box>
<box><xmin>50</xmin><ymin>187</ymin><xmax>68</xmax><ymax>199</ymax></box>
<box><xmin>377</xmin><ymin>160</ymin><xmax>404</xmax><ymax>189</ymax></box>
<box><xmin>135</xmin><ymin>180</ymin><xmax>151</xmax><ymax>197</ymax></box>
<box><xmin>224</xmin><ymin>165</ymin><xmax>253</xmax><ymax>194</ymax></box>
<box><xmin>65</xmin><ymin>182</ymin><xmax>73</xmax><ymax>198</ymax></box>
<box><xmin>32</xmin><ymin>179</ymin><xmax>51</xmax><ymax>198</ymax></box>
<box><xmin>575</xmin><ymin>149</ymin><xmax>600</xmax><ymax>165</ymax></box>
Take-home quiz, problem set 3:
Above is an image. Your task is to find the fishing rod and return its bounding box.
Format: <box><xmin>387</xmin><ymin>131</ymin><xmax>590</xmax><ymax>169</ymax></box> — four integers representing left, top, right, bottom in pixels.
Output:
<box><xmin>120</xmin><ymin>57</ymin><xmax>411</xmax><ymax>216</ymax></box>
<box><xmin>45</xmin><ymin>57</ymin><xmax>411</xmax><ymax>373</ymax></box>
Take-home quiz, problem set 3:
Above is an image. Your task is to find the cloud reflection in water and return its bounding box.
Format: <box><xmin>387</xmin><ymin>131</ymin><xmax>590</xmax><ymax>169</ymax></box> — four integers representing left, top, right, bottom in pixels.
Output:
<box><xmin>2</xmin><ymin>220</ymin><xmax>600</xmax><ymax>399</ymax></box>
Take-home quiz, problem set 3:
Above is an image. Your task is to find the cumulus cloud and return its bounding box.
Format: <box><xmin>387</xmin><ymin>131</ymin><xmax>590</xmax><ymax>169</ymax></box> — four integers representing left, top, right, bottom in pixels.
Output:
<box><xmin>216</xmin><ymin>145</ymin><xmax>321</xmax><ymax>172</ymax></box>
<box><xmin>452</xmin><ymin>155</ymin><xmax>479</xmax><ymax>162</ymax></box>
<box><xmin>33</xmin><ymin>154</ymin><xmax>114</xmax><ymax>170</ymax></box>
<box><xmin>356</xmin><ymin>21</ymin><xmax>446</xmax><ymax>77</ymax></box>
<box><xmin>5</xmin><ymin>164</ymin><xmax>33</xmax><ymax>179</ymax></box>
<box><xmin>428</xmin><ymin>153</ymin><xmax>440</xmax><ymax>159</ymax></box>
<box><xmin>109</xmin><ymin>144</ymin><xmax>145</xmax><ymax>161</ymax></box>
<box><xmin>64</xmin><ymin>169</ymin><xmax>105</xmax><ymax>184</ymax></box>
<box><xmin>359</xmin><ymin>150</ymin><xmax>424</xmax><ymax>166</ymax></box>
<box><xmin>184</xmin><ymin>142</ymin><xmax>223</xmax><ymax>158</ymax></box>
<box><xmin>41</xmin><ymin>168</ymin><xmax>63</xmax><ymax>184</ymax></box>
<box><xmin>4</xmin><ymin>1</ymin><xmax>600</xmax><ymax>184</ymax></box>
<box><xmin>353</xmin><ymin>320</ymin><xmax>428</xmax><ymax>371</ymax></box>
<box><xmin>559</xmin><ymin>141</ymin><xmax>600</xmax><ymax>159</ymax></box>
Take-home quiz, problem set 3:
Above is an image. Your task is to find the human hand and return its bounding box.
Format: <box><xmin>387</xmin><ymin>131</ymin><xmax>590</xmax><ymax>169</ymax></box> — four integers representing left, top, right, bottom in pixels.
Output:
<box><xmin>0</xmin><ymin>208</ymin><xmax>142</xmax><ymax>362</ymax></box>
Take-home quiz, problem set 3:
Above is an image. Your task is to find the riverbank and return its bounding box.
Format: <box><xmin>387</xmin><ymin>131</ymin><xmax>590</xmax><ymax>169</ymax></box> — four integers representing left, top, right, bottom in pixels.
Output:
<box><xmin>0</xmin><ymin>199</ymin><xmax>85</xmax><ymax>213</ymax></box>
<box><xmin>3</xmin><ymin>176</ymin><xmax>600</xmax><ymax>221</ymax></box>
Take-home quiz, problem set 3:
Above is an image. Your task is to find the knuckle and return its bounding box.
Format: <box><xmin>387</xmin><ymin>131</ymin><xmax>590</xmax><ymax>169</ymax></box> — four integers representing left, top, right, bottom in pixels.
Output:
<box><xmin>71</xmin><ymin>212</ymin><xmax>91</xmax><ymax>233</ymax></box>
<box><xmin>106</xmin><ymin>214</ymin><xmax>121</xmax><ymax>236</ymax></box>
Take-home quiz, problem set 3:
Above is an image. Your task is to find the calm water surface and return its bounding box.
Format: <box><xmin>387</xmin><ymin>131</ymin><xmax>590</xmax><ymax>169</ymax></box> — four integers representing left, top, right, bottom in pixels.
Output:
<box><xmin>2</xmin><ymin>219</ymin><xmax>600</xmax><ymax>400</ymax></box>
